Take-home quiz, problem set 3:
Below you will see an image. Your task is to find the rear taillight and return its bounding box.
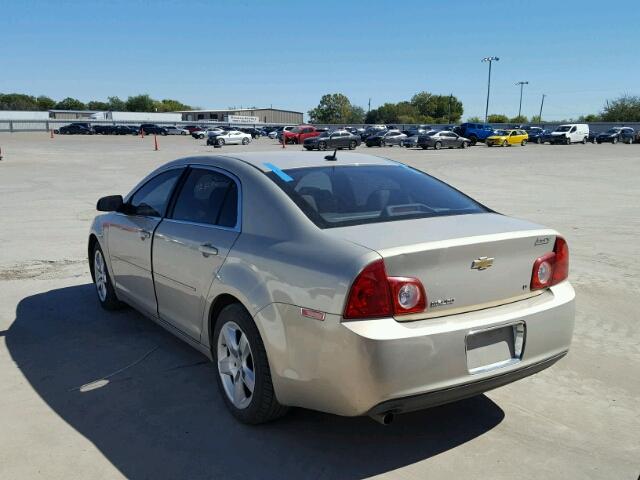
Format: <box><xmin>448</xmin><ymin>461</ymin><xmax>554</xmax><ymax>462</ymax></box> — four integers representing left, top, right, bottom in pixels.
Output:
<box><xmin>530</xmin><ymin>236</ymin><xmax>569</xmax><ymax>290</ymax></box>
<box><xmin>344</xmin><ymin>260</ymin><xmax>427</xmax><ymax>319</ymax></box>
<box><xmin>552</xmin><ymin>236</ymin><xmax>569</xmax><ymax>284</ymax></box>
<box><xmin>388</xmin><ymin>277</ymin><xmax>426</xmax><ymax>314</ymax></box>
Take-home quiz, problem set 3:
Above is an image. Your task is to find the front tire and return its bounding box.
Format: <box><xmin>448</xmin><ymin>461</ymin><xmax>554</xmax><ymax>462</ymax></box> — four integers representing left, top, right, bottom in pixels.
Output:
<box><xmin>214</xmin><ymin>304</ymin><xmax>288</xmax><ymax>424</ymax></box>
<box><xmin>318</xmin><ymin>141</ymin><xmax>327</xmax><ymax>151</ymax></box>
<box><xmin>348</xmin><ymin>140</ymin><xmax>357</xmax><ymax>150</ymax></box>
<box><xmin>469</xmin><ymin>135</ymin><xmax>478</xmax><ymax>146</ymax></box>
<box><xmin>218</xmin><ymin>138</ymin><xmax>225</xmax><ymax>146</ymax></box>
<box><xmin>93</xmin><ymin>245</ymin><xmax>123</xmax><ymax>310</ymax></box>
<box><xmin>434</xmin><ymin>141</ymin><xmax>442</xmax><ymax>150</ymax></box>
<box><xmin>461</xmin><ymin>141</ymin><xmax>468</xmax><ymax>149</ymax></box>
<box><xmin>612</xmin><ymin>137</ymin><xmax>618</xmax><ymax>144</ymax></box>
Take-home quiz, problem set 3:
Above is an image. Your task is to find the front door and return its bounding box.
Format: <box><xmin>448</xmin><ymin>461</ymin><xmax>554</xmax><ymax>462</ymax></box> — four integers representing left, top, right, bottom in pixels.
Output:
<box><xmin>108</xmin><ymin>168</ymin><xmax>184</xmax><ymax>315</ymax></box>
<box><xmin>153</xmin><ymin>167</ymin><xmax>241</xmax><ymax>340</ymax></box>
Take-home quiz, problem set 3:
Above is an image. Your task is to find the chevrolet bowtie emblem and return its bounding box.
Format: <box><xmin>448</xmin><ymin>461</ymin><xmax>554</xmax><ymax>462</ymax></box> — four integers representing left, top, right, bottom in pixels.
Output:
<box><xmin>471</xmin><ymin>256</ymin><xmax>494</xmax><ymax>270</ymax></box>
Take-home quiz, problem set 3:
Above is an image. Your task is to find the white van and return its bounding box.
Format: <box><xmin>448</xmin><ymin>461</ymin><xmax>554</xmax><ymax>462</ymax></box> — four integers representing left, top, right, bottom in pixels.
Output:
<box><xmin>550</xmin><ymin>124</ymin><xmax>589</xmax><ymax>144</ymax></box>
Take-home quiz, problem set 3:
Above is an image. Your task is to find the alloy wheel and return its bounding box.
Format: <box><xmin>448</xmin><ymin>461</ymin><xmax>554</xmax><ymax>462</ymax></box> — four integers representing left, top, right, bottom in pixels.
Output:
<box><xmin>217</xmin><ymin>321</ymin><xmax>255</xmax><ymax>410</ymax></box>
<box><xmin>94</xmin><ymin>249</ymin><xmax>108</xmax><ymax>302</ymax></box>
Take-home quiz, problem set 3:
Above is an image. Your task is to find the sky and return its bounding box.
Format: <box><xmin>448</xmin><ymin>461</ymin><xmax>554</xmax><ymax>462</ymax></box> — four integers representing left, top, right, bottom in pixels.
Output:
<box><xmin>1</xmin><ymin>0</ymin><xmax>638</xmax><ymax>120</ymax></box>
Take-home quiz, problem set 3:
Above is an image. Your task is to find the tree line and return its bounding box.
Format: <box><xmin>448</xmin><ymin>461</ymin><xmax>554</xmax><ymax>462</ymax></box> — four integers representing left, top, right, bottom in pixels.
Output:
<box><xmin>0</xmin><ymin>93</ymin><xmax>193</xmax><ymax>112</ymax></box>
<box><xmin>308</xmin><ymin>92</ymin><xmax>464</xmax><ymax>124</ymax></box>
<box><xmin>309</xmin><ymin>93</ymin><xmax>640</xmax><ymax>124</ymax></box>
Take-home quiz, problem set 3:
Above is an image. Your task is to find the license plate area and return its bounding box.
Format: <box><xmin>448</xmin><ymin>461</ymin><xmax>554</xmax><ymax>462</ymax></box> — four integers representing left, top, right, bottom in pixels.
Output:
<box><xmin>466</xmin><ymin>323</ymin><xmax>525</xmax><ymax>374</ymax></box>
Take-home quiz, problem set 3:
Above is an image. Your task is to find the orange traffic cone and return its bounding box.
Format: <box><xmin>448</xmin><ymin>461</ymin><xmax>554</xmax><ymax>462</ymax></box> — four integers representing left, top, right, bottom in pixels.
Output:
<box><xmin>154</xmin><ymin>134</ymin><xmax>158</xmax><ymax>151</ymax></box>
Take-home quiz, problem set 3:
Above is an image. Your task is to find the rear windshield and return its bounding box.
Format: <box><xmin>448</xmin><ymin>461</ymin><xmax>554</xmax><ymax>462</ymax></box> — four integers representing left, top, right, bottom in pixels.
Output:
<box><xmin>266</xmin><ymin>164</ymin><xmax>489</xmax><ymax>228</ymax></box>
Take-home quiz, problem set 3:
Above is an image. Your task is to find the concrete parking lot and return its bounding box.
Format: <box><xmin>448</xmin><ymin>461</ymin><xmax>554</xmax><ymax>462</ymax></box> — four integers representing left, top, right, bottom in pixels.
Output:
<box><xmin>0</xmin><ymin>132</ymin><xmax>638</xmax><ymax>480</ymax></box>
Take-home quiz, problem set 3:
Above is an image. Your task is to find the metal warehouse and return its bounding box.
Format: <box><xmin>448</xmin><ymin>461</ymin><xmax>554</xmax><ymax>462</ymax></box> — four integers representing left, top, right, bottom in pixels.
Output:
<box><xmin>178</xmin><ymin>107</ymin><xmax>303</xmax><ymax>124</ymax></box>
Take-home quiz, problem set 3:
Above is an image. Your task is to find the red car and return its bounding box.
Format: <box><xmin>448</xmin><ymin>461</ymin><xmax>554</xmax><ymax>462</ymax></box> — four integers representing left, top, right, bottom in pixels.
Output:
<box><xmin>184</xmin><ymin>125</ymin><xmax>204</xmax><ymax>134</ymax></box>
<box><xmin>282</xmin><ymin>125</ymin><xmax>322</xmax><ymax>144</ymax></box>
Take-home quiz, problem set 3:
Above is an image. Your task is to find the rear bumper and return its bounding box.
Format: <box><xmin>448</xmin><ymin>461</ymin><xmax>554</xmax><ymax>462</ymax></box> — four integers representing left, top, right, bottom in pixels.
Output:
<box><xmin>255</xmin><ymin>282</ymin><xmax>575</xmax><ymax>417</ymax></box>
<box><xmin>368</xmin><ymin>350</ymin><xmax>566</xmax><ymax>415</ymax></box>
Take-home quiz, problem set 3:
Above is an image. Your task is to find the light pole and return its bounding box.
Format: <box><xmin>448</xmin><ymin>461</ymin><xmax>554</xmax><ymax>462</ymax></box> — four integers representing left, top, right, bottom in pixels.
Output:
<box><xmin>515</xmin><ymin>81</ymin><xmax>529</xmax><ymax>119</ymax></box>
<box><xmin>482</xmin><ymin>56</ymin><xmax>499</xmax><ymax>123</ymax></box>
<box><xmin>538</xmin><ymin>94</ymin><xmax>546</xmax><ymax>124</ymax></box>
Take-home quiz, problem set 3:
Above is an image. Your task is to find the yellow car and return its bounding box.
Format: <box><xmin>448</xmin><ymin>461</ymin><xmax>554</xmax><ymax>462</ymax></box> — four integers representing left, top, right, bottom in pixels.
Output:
<box><xmin>486</xmin><ymin>129</ymin><xmax>529</xmax><ymax>147</ymax></box>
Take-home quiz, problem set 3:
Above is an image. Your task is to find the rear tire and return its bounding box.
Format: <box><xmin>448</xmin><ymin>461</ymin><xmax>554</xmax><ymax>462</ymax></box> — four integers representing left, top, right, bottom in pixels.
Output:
<box><xmin>469</xmin><ymin>135</ymin><xmax>478</xmax><ymax>146</ymax></box>
<box><xmin>213</xmin><ymin>304</ymin><xmax>289</xmax><ymax>424</ymax></box>
<box><xmin>242</xmin><ymin>137</ymin><xmax>249</xmax><ymax>145</ymax></box>
<box><xmin>502</xmin><ymin>140</ymin><xmax>508</xmax><ymax>147</ymax></box>
<box><xmin>612</xmin><ymin>137</ymin><xmax>618</xmax><ymax>144</ymax></box>
<box><xmin>348</xmin><ymin>140</ymin><xmax>357</xmax><ymax>150</ymax></box>
<box><xmin>92</xmin><ymin>244</ymin><xmax>124</xmax><ymax>311</ymax></box>
<box><xmin>218</xmin><ymin>138</ymin><xmax>225</xmax><ymax>146</ymax></box>
<box><xmin>318</xmin><ymin>141</ymin><xmax>327</xmax><ymax>151</ymax></box>
<box><xmin>536</xmin><ymin>137</ymin><xmax>542</xmax><ymax>144</ymax></box>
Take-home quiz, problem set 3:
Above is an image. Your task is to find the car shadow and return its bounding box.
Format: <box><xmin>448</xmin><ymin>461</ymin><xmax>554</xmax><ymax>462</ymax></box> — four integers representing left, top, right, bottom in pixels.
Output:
<box><xmin>7</xmin><ymin>284</ymin><xmax>505</xmax><ymax>479</ymax></box>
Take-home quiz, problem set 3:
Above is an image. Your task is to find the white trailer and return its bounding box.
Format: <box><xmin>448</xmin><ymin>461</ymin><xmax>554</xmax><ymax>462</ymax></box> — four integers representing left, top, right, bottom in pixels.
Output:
<box><xmin>107</xmin><ymin>111</ymin><xmax>182</xmax><ymax>123</ymax></box>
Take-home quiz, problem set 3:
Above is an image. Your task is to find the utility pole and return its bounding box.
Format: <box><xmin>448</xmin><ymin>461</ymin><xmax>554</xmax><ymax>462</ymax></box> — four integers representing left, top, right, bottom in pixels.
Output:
<box><xmin>448</xmin><ymin>94</ymin><xmax>452</xmax><ymax>124</ymax></box>
<box><xmin>515</xmin><ymin>81</ymin><xmax>529</xmax><ymax>118</ymax></box>
<box><xmin>368</xmin><ymin>98</ymin><xmax>371</xmax><ymax>115</ymax></box>
<box><xmin>482</xmin><ymin>56</ymin><xmax>499</xmax><ymax>123</ymax></box>
<box><xmin>538</xmin><ymin>94</ymin><xmax>546</xmax><ymax>124</ymax></box>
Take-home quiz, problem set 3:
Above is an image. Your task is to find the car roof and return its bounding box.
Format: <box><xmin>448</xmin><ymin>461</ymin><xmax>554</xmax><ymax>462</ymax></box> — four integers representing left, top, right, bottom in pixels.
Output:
<box><xmin>183</xmin><ymin>152</ymin><xmax>399</xmax><ymax>173</ymax></box>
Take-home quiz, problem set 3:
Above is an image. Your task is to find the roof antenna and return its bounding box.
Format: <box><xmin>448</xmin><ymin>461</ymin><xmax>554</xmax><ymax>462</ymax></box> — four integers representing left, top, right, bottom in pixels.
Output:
<box><xmin>325</xmin><ymin>149</ymin><xmax>338</xmax><ymax>161</ymax></box>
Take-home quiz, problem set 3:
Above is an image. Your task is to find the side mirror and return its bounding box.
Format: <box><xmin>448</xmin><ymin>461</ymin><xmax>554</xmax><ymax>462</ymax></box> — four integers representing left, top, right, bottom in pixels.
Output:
<box><xmin>97</xmin><ymin>195</ymin><xmax>124</xmax><ymax>212</ymax></box>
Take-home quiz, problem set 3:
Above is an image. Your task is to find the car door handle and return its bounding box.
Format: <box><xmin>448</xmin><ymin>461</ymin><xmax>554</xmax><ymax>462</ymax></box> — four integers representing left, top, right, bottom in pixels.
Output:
<box><xmin>199</xmin><ymin>243</ymin><xmax>219</xmax><ymax>257</ymax></box>
<box><xmin>139</xmin><ymin>230</ymin><xmax>151</xmax><ymax>241</ymax></box>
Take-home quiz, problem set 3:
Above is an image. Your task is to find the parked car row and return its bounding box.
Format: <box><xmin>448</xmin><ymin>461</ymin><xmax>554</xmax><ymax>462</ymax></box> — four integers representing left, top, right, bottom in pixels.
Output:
<box><xmin>52</xmin><ymin>122</ymin><xmax>638</xmax><ymax>148</ymax></box>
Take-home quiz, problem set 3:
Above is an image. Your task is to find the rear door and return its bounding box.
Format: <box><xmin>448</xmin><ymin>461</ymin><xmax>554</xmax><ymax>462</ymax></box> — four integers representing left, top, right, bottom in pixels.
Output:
<box><xmin>108</xmin><ymin>168</ymin><xmax>184</xmax><ymax>315</ymax></box>
<box><xmin>443</xmin><ymin>131</ymin><xmax>458</xmax><ymax>147</ymax></box>
<box><xmin>387</xmin><ymin>131</ymin><xmax>401</xmax><ymax>145</ymax></box>
<box><xmin>153</xmin><ymin>167</ymin><xmax>240</xmax><ymax>340</ymax></box>
<box><xmin>336</xmin><ymin>132</ymin><xmax>350</xmax><ymax>148</ymax></box>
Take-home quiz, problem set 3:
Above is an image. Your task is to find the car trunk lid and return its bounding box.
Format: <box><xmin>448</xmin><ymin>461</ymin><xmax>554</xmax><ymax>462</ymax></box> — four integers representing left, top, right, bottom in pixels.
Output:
<box><xmin>325</xmin><ymin>213</ymin><xmax>557</xmax><ymax>319</ymax></box>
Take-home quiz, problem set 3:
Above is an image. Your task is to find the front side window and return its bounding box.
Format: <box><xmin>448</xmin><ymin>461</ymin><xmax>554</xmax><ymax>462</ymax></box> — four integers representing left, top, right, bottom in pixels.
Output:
<box><xmin>267</xmin><ymin>165</ymin><xmax>488</xmax><ymax>229</ymax></box>
<box><xmin>171</xmin><ymin>168</ymin><xmax>238</xmax><ymax>228</ymax></box>
<box><xmin>129</xmin><ymin>169</ymin><xmax>183</xmax><ymax>217</ymax></box>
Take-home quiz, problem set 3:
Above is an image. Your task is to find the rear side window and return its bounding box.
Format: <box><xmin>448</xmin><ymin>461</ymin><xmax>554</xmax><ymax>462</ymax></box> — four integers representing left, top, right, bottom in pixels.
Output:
<box><xmin>171</xmin><ymin>168</ymin><xmax>238</xmax><ymax>228</ymax></box>
<box><xmin>129</xmin><ymin>169</ymin><xmax>183</xmax><ymax>217</ymax></box>
<box><xmin>266</xmin><ymin>165</ymin><xmax>488</xmax><ymax>229</ymax></box>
